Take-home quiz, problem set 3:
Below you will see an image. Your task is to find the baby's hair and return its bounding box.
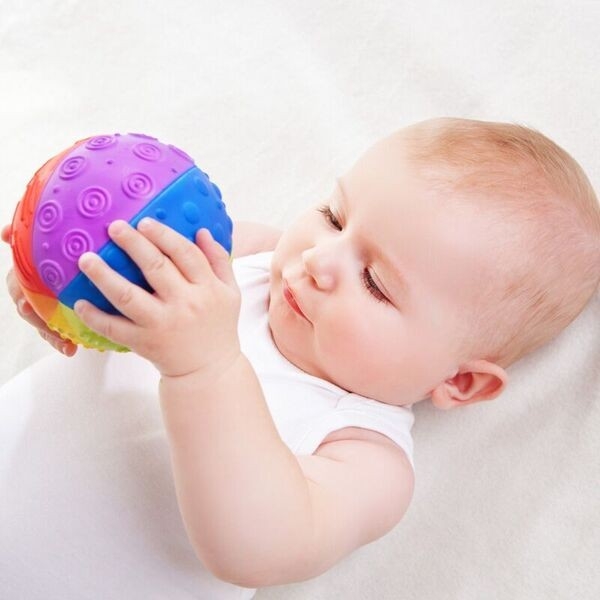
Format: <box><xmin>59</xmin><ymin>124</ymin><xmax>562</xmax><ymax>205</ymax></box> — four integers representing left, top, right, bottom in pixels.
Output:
<box><xmin>401</xmin><ymin>117</ymin><xmax>600</xmax><ymax>368</ymax></box>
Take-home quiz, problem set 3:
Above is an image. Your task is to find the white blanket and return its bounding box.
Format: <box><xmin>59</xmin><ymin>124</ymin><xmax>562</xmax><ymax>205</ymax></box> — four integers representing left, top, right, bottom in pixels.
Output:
<box><xmin>0</xmin><ymin>1</ymin><xmax>598</xmax><ymax>598</ymax></box>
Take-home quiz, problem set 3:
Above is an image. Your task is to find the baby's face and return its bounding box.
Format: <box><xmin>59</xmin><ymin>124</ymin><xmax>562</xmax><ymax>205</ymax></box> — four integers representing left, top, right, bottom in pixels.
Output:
<box><xmin>268</xmin><ymin>132</ymin><xmax>498</xmax><ymax>406</ymax></box>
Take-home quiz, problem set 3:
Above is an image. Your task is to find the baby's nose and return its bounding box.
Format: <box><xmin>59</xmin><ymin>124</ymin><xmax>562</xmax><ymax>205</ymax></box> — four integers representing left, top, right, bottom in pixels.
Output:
<box><xmin>301</xmin><ymin>246</ymin><xmax>336</xmax><ymax>290</ymax></box>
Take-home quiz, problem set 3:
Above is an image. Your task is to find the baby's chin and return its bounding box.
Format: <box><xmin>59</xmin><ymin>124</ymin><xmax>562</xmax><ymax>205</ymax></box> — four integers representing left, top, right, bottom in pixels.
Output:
<box><xmin>265</xmin><ymin>295</ymin><xmax>328</xmax><ymax>381</ymax></box>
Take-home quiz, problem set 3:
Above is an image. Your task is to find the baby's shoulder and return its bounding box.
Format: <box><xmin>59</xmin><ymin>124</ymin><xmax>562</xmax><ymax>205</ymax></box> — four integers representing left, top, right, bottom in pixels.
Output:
<box><xmin>320</xmin><ymin>425</ymin><xmax>398</xmax><ymax>445</ymax></box>
<box><xmin>319</xmin><ymin>426</ymin><xmax>413</xmax><ymax>474</ymax></box>
<box><xmin>296</xmin><ymin>425</ymin><xmax>414</xmax><ymax>558</ymax></box>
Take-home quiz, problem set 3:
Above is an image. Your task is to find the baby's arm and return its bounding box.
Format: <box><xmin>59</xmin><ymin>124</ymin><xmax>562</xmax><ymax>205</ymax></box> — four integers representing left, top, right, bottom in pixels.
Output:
<box><xmin>159</xmin><ymin>365</ymin><xmax>414</xmax><ymax>588</ymax></box>
<box><xmin>72</xmin><ymin>219</ymin><xmax>413</xmax><ymax>588</ymax></box>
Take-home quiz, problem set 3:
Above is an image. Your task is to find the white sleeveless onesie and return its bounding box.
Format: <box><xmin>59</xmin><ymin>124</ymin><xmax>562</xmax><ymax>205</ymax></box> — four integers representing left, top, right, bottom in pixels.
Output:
<box><xmin>234</xmin><ymin>251</ymin><xmax>414</xmax><ymax>465</ymax></box>
<box><xmin>0</xmin><ymin>251</ymin><xmax>414</xmax><ymax>599</ymax></box>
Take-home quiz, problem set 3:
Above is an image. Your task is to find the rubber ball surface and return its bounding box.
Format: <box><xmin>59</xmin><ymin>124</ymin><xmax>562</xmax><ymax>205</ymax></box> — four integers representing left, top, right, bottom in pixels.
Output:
<box><xmin>10</xmin><ymin>133</ymin><xmax>233</xmax><ymax>352</ymax></box>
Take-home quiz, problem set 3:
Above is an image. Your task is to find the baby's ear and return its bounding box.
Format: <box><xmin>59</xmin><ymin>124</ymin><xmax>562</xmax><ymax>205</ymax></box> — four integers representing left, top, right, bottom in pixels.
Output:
<box><xmin>430</xmin><ymin>360</ymin><xmax>508</xmax><ymax>410</ymax></box>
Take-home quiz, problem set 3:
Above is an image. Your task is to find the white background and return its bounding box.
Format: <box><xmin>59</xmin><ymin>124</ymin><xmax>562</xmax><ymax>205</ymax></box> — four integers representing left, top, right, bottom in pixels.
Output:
<box><xmin>1</xmin><ymin>1</ymin><xmax>598</xmax><ymax>598</ymax></box>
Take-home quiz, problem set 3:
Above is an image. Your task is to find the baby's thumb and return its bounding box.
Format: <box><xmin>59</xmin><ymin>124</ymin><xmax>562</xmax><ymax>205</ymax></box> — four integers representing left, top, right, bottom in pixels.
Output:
<box><xmin>1</xmin><ymin>224</ymin><xmax>12</xmax><ymax>244</ymax></box>
<box><xmin>196</xmin><ymin>228</ymin><xmax>235</xmax><ymax>286</ymax></box>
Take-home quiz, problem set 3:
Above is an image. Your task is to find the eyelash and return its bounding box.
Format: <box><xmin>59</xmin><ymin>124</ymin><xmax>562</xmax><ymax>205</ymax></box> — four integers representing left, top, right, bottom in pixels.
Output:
<box><xmin>317</xmin><ymin>204</ymin><xmax>389</xmax><ymax>304</ymax></box>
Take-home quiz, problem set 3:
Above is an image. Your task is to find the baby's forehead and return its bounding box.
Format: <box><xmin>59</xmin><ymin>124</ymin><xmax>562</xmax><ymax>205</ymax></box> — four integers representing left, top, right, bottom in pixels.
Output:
<box><xmin>342</xmin><ymin>134</ymin><xmax>524</xmax><ymax>247</ymax></box>
<box><xmin>383</xmin><ymin>198</ymin><xmax>514</xmax><ymax>290</ymax></box>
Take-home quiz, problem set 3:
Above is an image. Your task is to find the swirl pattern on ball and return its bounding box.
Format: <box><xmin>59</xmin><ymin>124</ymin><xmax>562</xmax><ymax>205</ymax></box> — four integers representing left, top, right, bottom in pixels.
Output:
<box><xmin>122</xmin><ymin>172</ymin><xmax>154</xmax><ymax>199</ymax></box>
<box><xmin>85</xmin><ymin>135</ymin><xmax>118</xmax><ymax>150</ymax></box>
<box><xmin>40</xmin><ymin>260</ymin><xmax>65</xmax><ymax>291</ymax></box>
<box><xmin>31</xmin><ymin>133</ymin><xmax>195</xmax><ymax>298</ymax></box>
<box><xmin>133</xmin><ymin>143</ymin><xmax>163</xmax><ymax>162</ymax></box>
<box><xmin>36</xmin><ymin>200</ymin><xmax>63</xmax><ymax>232</ymax></box>
<box><xmin>77</xmin><ymin>186</ymin><xmax>111</xmax><ymax>217</ymax></box>
<box><xmin>62</xmin><ymin>229</ymin><xmax>93</xmax><ymax>261</ymax></box>
<box><xmin>59</xmin><ymin>156</ymin><xmax>87</xmax><ymax>180</ymax></box>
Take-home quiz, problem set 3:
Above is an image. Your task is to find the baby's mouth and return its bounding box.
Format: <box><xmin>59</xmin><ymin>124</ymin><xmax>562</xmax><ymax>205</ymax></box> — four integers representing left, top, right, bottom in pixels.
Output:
<box><xmin>282</xmin><ymin>280</ymin><xmax>309</xmax><ymax>321</ymax></box>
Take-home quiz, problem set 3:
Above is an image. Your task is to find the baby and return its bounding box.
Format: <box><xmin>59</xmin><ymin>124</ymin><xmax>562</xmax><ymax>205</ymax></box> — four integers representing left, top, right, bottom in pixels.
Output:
<box><xmin>3</xmin><ymin>117</ymin><xmax>599</xmax><ymax>593</ymax></box>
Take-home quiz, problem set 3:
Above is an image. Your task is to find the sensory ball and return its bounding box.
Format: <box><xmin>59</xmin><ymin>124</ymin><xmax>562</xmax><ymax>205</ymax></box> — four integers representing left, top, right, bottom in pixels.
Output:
<box><xmin>9</xmin><ymin>132</ymin><xmax>233</xmax><ymax>352</ymax></box>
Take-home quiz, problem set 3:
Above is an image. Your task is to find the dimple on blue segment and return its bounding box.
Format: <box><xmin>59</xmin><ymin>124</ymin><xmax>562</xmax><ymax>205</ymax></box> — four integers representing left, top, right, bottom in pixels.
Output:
<box><xmin>127</xmin><ymin>166</ymin><xmax>232</xmax><ymax>253</ymax></box>
<box><xmin>58</xmin><ymin>166</ymin><xmax>233</xmax><ymax>314</ymax></box>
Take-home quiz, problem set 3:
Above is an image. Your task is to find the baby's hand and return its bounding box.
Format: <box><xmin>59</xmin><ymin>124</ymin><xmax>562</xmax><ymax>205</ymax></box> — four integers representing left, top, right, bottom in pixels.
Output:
<box><xmin>1</xmin><ymin>224</ymin><xmax>78</xmax><ymax>356</ymax></box>
<box><xmin>73</xmin><ymin>218</ymin><xmax>241</xmax><ymax>379</ymax></box>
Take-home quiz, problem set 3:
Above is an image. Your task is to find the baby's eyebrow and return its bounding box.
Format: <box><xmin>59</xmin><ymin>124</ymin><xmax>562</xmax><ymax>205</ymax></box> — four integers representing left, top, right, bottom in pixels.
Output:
<box><xmin>335</xmin><ymin>178</ymin><xmax>411</xmax><ymax>306</ymax></box>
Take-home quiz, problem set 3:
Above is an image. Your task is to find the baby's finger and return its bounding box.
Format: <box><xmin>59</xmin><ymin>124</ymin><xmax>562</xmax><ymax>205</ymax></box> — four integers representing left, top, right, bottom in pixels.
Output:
<box><xmin>5</xmin><ymin>272</ymin><xmax>39</xmax><ymax>322</ymax></box>
<box><xmin>57</xmin><ymin>339</ymin><xmax>78</xmax><ymax>356</ymax></box>
<box><xmin>13</xmin><ymin>297</ymin><xmax>77</xmax><ymax>355</ymax></box>
<box><xmin>18</xmin><ymin>299</ymin><xmax>54</xmax><ymax>332</ymax></box>
<box><xmin>107</xmin><ymin>219</ymin><xmax>187</xmax><ymax>296</ymax></box>
<box><xmin>78</xmin><ymin>251</ymin><xmax>160</xmax><ymax>326</ymax></box>
<box><xmin>5</xmin><ymin>264</ymin><xmax>77</xmax><ymax>356</ymax></box>
<box><xmin>6</xmin><ymin>269</ymin><xmax>23</xmax><ymax>304</ymax></box>
<box><xmin>136</xmin><ymin>218</ymin><xmax>210</xmax><ymax>285</ymax></box>
<box><xmin>74</xmin><ymin>299</ymin><xmax>138</xmax><ymax>348</ymax></box>
<box><xmin>195</xmin><ymin>229</ymin><xmax>236</xmax><ymax>286</ymax></box>
<box><xmin>1</xmin><ymin>224</ymin><xmax>11</xmax><ymax>244</ymax></box>
<box><xmin>38</xmin><ymin>329</ymin><xmax>78</xmax><ymax>356</ymax></box>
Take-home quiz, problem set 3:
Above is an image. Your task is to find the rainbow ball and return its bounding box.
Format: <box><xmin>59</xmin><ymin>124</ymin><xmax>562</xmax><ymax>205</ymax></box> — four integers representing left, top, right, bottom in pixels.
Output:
<box><xmin>10</xmin><ymin>133</ymin><xmax>233</xmax><ymax>352</ymax></box>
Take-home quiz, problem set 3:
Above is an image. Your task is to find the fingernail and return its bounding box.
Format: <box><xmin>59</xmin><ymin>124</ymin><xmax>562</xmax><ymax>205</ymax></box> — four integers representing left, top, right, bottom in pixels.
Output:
<box><xmin>198</xmin><ymin>228</ymin><xmax>213</xmax><ymax>241</ymax></box>
<box><xmin>18</xmin><ymin>298</ymin><xmax>31</xmax><ymax>315</ymax></box>
<box><xmin>138</xmin><ymin>217</ymin><xmax>153</xmax><ymax>230</ymax></box>
<box><xmin>108</xmin><ymin>220</ymin><xmax>126</xmax><ymax>235</ymax></box>
<box><xmin>78</xmin><ymin>253</ymin><xmax>95</xmax><ymax>269</ymax></box>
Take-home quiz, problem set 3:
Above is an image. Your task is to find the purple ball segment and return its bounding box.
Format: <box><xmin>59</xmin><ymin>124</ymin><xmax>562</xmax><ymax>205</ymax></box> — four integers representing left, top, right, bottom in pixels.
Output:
<box><xmin>32</xmin><ymin>133</ymin><xmax>196</xmax><ymax>296</ymax></box>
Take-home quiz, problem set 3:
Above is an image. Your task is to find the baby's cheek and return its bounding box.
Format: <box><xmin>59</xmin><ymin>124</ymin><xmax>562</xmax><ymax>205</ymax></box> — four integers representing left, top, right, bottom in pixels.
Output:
<box><xmin>319</xmin><ymin>309</ymin><xmax>388</xmax><ymax>375</ymax></box>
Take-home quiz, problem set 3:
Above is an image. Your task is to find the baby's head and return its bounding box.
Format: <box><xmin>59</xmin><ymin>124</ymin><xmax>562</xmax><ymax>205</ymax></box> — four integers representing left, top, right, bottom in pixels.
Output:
<box><xmin>268</xmin><ymin>117</ymin><xmax>600</xmax><ymax>408</ymax></box>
